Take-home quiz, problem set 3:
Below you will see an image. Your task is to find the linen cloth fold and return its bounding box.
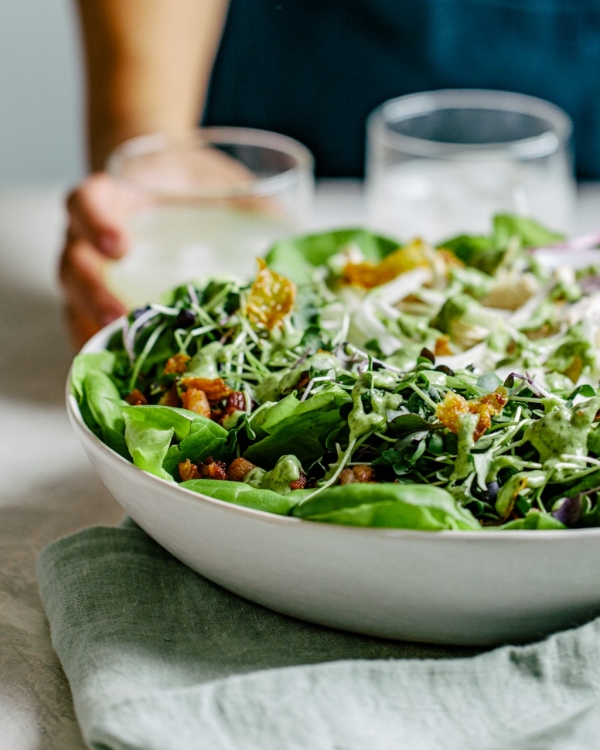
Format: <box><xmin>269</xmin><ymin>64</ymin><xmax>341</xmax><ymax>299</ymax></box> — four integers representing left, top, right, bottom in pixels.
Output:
<box><xmin>37</xmin><ymin>522</ymin><xmax>600</xmax><ymax>750</ymax></box>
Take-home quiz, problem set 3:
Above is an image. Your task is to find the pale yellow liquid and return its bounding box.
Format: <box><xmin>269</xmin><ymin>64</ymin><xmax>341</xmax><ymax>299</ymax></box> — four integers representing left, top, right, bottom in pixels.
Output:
<box><xmin>105</xmin><ymin>205</ymin><xmax>292</xmax><ymax>307</ymax></box>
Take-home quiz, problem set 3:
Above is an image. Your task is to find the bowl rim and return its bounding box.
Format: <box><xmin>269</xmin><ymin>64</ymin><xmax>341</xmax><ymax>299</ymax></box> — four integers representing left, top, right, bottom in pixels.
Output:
<box><xmin>68</xmin><ymin>318</ymin><xmax>600</xmax><ymax>543</ymax></box>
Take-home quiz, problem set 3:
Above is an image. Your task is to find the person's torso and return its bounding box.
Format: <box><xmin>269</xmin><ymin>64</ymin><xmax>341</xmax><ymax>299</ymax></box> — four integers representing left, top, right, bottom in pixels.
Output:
<box><xmin>204</xmin><ymin>0</ymin><xmax>600</xmax><ymax>178</ymax></box>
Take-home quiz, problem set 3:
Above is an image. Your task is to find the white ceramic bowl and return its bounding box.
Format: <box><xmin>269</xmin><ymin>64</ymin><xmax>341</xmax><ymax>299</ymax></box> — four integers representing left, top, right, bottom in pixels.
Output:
<box><xmin>68</xmin><ymin>322</ymin><xmax>600</xmax><ymax>646</ymax></box>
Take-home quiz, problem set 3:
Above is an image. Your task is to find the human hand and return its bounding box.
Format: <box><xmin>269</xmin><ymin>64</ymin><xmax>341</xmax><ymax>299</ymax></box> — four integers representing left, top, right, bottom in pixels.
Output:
<box><xmin>60</xmin><ymin>147</ymin><xmax>277</xmax><ymax>349</ymax></box>
<box><xmin>59</xmin><ymin>173</ymin><xmax>132</xmax><ymax>349</ymax></box>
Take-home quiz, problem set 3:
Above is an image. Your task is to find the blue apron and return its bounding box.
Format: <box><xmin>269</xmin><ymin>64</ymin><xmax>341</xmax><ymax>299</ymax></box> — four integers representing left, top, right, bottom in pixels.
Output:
<box><xmin>203</xmin><ymin>0</ymin><xmax>600</xmax><ymax>178</ymax></box>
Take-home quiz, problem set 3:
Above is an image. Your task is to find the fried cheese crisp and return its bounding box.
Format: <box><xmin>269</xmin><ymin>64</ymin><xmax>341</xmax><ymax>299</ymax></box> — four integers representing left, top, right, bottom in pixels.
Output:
<box><xmin>180</xmin><ymin>388</ymin><xmax>211</xmax><ymax>418</ymax></box>
<box><xmin>226</xmin><ymin>457</ymin><xmax>256</xmax><ymax>482</ymax></box>
<box><xmin>342</xmin><ymin>239</ymin><xmax>462</xmax><ymax>290</ymax></box>
<box><xmin>180</xmin><ymin>377</ymin><xmax>233</xmax><ymax>404</ymax></box>
<box><xmin>434</xmin><ymin>335</ymin><xmax>453</xmax><ymax>357</ymax></box>
<box><xmin>179</xmin><ymin>458</ymin><xmax>200</xmax><ymax>481</ymax></box>
<box><xmin>246</xmin><ymin>258</ymin><xmax>296</xmax><ymax>330</ymax></box>
<box><xmin>436</xmin><ymin>387</ymin><xmax>508</xmax><ymax>441</ymax></box>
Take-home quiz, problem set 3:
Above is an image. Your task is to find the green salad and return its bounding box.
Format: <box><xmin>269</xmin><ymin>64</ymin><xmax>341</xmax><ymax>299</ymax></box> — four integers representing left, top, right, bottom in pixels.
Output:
<box><xmin>72</xmin><ymin>215</ymin><xmax>600</xmax><ymax>531</ymax></box>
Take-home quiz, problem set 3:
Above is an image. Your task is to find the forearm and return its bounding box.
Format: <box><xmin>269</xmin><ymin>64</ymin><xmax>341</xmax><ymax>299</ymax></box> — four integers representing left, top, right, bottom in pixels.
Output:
<box><xmin>75</xmin><ymin>0</ymin><xmax>229</xmax><ymax>169</ymax></box>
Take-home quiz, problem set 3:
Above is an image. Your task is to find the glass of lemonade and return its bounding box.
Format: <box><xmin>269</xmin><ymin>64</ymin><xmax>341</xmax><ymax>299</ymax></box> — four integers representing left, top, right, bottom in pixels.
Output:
<box><xmin>105</xmin><ymin>128</ymin><xmax>314</xmax><ymax>307</ymax></box>
<box><xmin>366</xmin><ymin>90</ymin><xmax>576</xmax><ymax>244</ymax></box>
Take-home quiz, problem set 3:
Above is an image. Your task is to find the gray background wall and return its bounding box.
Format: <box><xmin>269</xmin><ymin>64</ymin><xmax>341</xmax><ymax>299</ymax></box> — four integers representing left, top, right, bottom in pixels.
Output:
<box><xmin>0</xmin><ymin>0</ymin><xmax>84</xmax><ymax>185</ymax></box>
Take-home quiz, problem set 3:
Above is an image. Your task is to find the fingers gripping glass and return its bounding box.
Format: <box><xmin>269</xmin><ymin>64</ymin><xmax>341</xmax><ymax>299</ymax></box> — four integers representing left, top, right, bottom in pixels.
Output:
<box><xmin>106</xmin><ymin>128</ymin><xmax>314</xmax><ymax>308</ymax></box>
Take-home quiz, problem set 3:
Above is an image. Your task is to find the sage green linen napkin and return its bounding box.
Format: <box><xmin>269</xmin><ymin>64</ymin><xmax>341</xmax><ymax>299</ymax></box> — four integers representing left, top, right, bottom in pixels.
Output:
<box><xmin>37</xmin><ymin>522</ymin><xmax>600</xmax><ymax>750</ymax></box>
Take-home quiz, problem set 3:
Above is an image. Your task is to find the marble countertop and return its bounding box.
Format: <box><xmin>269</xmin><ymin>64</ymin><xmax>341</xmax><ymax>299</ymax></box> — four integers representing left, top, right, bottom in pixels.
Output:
<box><xmin>0</xmin><ymin>180</ymin><xmax>598</xmax><ymax>750</ymax></box>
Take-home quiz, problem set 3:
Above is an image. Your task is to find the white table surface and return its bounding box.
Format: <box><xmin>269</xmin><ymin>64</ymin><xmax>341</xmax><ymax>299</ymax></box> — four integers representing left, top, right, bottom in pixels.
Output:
<box><xmin>0</xmin><ymin>180</ymin><xmax>598</xmax><ymax>750</ymax></box>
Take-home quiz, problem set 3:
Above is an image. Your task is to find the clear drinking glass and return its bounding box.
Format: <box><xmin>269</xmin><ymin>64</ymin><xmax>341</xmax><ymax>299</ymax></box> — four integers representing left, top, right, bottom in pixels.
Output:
<box><xmin>105</xmin><ymin>127</ymin><xmax>314</xmax><ymax>307</ymax></box>
<box><xmin>366</xmin><ymin>90</ymin><xmax>576</xmax><ymax>243</ymax></box>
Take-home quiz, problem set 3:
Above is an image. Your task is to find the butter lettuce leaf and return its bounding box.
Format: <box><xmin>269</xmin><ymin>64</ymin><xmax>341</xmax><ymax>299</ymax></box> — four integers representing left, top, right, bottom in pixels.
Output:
<box><xmin>244</xmin><ymin>388</ymin><xmax>350</xmax><ymax>469</ymax></box>
<box><xmin>439</xmin><ymin>214</ymin><xmax>564</xmax><ymax>276</ymax></box>
<box><xmin>266</xmin><ymin>228</ymin><xmax>399</xmax><ymax>284</ymax></box>
<box><xmin>492</xmin><ymin>214</ymin><xmax>564</xmax><ymax>249</ymax></box>
<box><xmin>124</xmin><ymin>418</ymin><xmax>174</xmax><ymax>482</ymax></box>
<box><xmin>121</xmin><ymin>405</ymin><xmax>229</xmax><ymax>479</ymax></box>
<box><xmin>163</xmin><ymin>418</ymin><xmax>229</xmax><ymax>478</ymax></box>
<box><xmin>180</xmin><ymin>479</ymin><xmax>308</xmax><ymax>514</ymax></box>
<box><xmin>294</xmin><ymin>483</ymin><xmax>480</xmax><ymax>530</ymax></box>
<box><xmin>498</xmin><ymin>511</ymin><xmax>566</xmax><ymax>531</ymax></box>
<box><xmin>71</xmin><ymin>351</ymin><xmax>116</xmax><ymax>400</ymax></box>
<box><xmin>82</xmin><ymin>370</ymin><xmax>129</xmax><ymax>458</ymax></box>
<box><xmin>121</xmin><ymin>405</ymin><xmax>197</xmax><ymax>441</ymax></box>
<box><xmin>244</xmin><ymin>409</ymin><xmax>342</xmax><ymax>469</ymax></box>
